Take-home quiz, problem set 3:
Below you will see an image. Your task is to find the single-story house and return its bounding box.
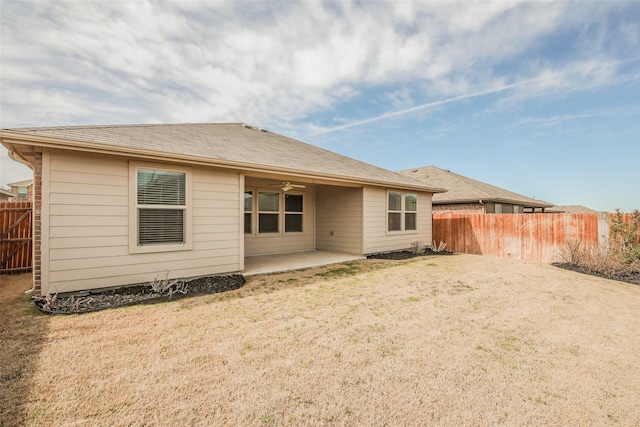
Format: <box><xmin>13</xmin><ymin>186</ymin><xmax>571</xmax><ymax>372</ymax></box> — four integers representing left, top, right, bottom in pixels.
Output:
<box><xmin>397</xmin><ymin>166</ymin><xmax>554</xmax><ymax>214</ymax></box>
<box><xmin>0</xmin><ymin>123</ymin><xmax>445</xmax><ymax>296</ymax></box>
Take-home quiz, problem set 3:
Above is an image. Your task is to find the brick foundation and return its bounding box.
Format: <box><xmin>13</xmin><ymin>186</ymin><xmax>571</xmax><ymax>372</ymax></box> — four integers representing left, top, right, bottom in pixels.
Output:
<box><xmin>433</xmin><ymin>203</ymin><xmax>485</xmax><ymax>214</ymax></box>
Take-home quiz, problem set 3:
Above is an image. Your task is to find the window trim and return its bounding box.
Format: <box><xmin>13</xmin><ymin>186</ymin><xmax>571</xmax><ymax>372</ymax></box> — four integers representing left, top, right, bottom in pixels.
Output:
<box><xmin>284</xmin><ymin>193</ymin><xmax>304</xmax><ymax>233</ymax></box>
<box><xmin>404</xmin><ymin>193</ymin><xmax>417</xmax><ymax>231</ymax></box>
<box><xmin>386</xmin><ymin>190</ymin><xmax>419</xmax><ymax>234</ymax></box>
<box><xmin>244</xmin><ymin>190</ymin><xmax>254</xmax><ymax>234</ymax></box>
<box><xmin>245</xmin><ymin>188</ymin><xmax>305</xmax><ymax>237</ymax></box>
<box><xmin>257</xmin><ymin>190</ymin><xmax>280</xmax><ymax>234</ymax></box>
<box><xmin>129</xmin><ymin>161</ymin><xmax>193</xmax><ymax>254</ymax></box>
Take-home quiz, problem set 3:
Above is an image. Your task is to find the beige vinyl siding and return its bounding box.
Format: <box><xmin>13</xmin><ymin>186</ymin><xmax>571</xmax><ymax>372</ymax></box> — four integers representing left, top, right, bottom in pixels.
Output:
<box><xmin>244</xmin><ymin>188</ymin><xmax>315</xmax><ymax>256</ymax></box>
<box><xmin>45</xmin><ymin>150</ymin><xmax>241</xmax><ymax>294</ymax></box>
<box><xmin>363</xmin><ymin>187</ymin><xmax>433</xmax><ymax>254</ymax></box>
<box><xmin>315</xmin><ymin>186</ymin><xmax>363</xmax><ymax>254</ymax></box>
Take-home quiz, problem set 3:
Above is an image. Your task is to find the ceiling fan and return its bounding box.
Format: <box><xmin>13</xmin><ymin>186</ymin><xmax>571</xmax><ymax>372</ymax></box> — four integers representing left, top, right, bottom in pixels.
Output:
<box><xmin>269</xmin><ymin>181</ymin><xmax>306</xmax><ymax>192</ymax></box>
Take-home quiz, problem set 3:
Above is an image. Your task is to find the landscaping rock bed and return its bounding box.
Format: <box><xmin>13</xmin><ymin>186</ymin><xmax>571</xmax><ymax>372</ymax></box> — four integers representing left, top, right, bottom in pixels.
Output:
<box><xmin>367</xmin><ymin>248</ymin><xmax>454</xmax><ymax>260</ymax></box>
<box><xmin>552</xmin><ymin>263</ymin><xmax>640</xmax><ymax>286</ymax></box>
<box><xmin>34</xmin><ymin>274</ymin><xmax>245</xmax><ymax>314</ymax></box>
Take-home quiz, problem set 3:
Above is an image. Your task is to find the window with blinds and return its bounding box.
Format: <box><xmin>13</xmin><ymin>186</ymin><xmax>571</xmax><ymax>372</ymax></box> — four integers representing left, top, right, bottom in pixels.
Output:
<box><xmin>137</xmin><ymin>168</ymin><xmax>186</xmax><ymax>245</ymax></box>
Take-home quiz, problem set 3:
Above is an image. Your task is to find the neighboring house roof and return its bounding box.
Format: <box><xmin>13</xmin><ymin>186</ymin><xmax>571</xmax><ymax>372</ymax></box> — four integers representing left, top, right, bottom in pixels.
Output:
<box><xmin>546</xmin><ymin>205</ymin><xmax>602</xmax><ymax>214</ymax></box>
<box><xmin>397</xmin><ymin>166</ymin><xmax>554</xmax><ymax>208</ymax></box>
<box><xmin>0</xmin><ymin>188</ymin><xmax>15</xmax><ymax>198</ymax></box>
<box><xmin>1</xmin><ymin>123</ymin><xmax>445</xmax><ymax>193</ymax></box>
<box><xmin>8</xmin><ymin>178</ymin><xmax>33</xmax><ymax>187</ymax></box>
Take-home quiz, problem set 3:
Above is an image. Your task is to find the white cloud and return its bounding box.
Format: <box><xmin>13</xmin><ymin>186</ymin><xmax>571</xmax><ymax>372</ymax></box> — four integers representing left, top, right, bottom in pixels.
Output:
<box><xmin>0</xmin><ymin>151</ymin><xmax>33</xmax><ymax>189</ymax></box>
<box><xmin>0</xmin><ymin>0</ymin><xmax>636</xmax><ymax>134</ymax></box>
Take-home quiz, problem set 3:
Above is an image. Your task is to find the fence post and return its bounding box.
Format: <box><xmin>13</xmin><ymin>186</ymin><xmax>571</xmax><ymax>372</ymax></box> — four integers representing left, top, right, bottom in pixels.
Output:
<box><xmin>598</xmin><ymin>212</ymin><xmax>609</xmax><ymax>247</ymax></box>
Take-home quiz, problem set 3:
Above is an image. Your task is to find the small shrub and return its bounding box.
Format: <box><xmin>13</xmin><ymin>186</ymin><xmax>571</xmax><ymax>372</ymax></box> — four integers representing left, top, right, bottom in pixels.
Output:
<box><xmin>561</xmin><ymin>210</ymin><xmax>640</xmax><ymax>276</ymax></box>
<box><xmin>610</xmin><ymin>209</ymin><xmax>640</xmax><ymax>266</ymax></box>
<box><xmin>410</xmin><ymin>241</ymin><xmax>425</xmax><ymax>255</ymax></box>
<box><xmin>427</xmin><ymin>240</ymin><xmax>448</xmax><ymax>253</ymax></box>
<box><xmin>149</xmin><ymin>271</ymin><xmax>188</xmax><ymax>297</ymax></box>
<box><xmin>560</xmin><ymin>240</ymin><xmax>583</xmax><ymax>265</ymax></box>
<box><xmin>35</xmin><ymin>292</ymin><xmax>58</xmax><ymax>312</ymax></box>
<box><xmin>560</xmin><ymin>240</ymin><xmax>620</xmax><ymax>276</ymax></box>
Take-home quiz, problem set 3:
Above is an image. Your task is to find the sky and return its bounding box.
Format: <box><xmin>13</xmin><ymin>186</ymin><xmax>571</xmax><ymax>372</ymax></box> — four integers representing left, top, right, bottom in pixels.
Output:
<box><xmin>1</xmin><ymin>0</ymin><xmax>638</xmax><ymax>212</ymax></box>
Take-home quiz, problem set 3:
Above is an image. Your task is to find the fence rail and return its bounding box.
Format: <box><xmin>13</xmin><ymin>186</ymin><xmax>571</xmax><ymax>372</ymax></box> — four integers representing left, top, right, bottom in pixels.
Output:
<box><xmin>1</xmin><ymin>201</ymin><xmax>33</xmax><ymax>273</ymax></box>
<box><xmin>432</xmin><ymin>212</ymin><xmax>616</xmax><ymax>263</ymax></box>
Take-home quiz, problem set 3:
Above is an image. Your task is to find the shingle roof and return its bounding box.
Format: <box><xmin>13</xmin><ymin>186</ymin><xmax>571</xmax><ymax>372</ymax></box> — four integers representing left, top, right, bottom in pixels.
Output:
<box><xmin>397</xmin><ymin>166</ymin><xmax>553</xmax><ymax>208</ymax></box>
<box><xmin>1</xmin><ymin>123</ymin><xmax>444</xmax><ymax>192</ymax></box>
<box><xmin>546</xmin><ymin>205</ymin><xmax>602</xmax><ymax>214</ymax></box>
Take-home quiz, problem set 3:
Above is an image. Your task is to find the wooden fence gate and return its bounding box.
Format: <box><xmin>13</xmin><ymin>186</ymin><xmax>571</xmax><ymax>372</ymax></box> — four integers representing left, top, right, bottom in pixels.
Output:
<box><xmin>0</xmin><ymin>201</ymin><xmax>33</xmax><ymax>273</ymax></box>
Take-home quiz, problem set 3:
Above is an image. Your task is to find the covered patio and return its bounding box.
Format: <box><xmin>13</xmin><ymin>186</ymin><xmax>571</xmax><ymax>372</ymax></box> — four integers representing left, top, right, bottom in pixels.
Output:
<box><xmin>243</xmin><ymin>250</ymin><xmax>364</xmax><ymax>276</ymax></box>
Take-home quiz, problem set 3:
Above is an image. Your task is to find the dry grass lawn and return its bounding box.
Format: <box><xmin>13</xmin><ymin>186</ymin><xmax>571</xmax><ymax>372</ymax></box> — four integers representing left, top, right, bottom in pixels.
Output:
<box><xmin>2</xmin><ymin>254</ymin><xmax>640</xmax><ymax>426</ymax></box>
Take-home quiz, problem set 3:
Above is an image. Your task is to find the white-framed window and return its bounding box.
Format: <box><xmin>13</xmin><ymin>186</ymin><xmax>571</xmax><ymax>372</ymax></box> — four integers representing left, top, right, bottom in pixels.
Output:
<box><xmin>388</xmin><ymin>191</ymin><xmax>417</xmax><ymax>232</ymax></box>
<box><xmin>285</xmin><ymin>193</ymin><xmax>303</xmax><ymax>233</ymax></box>
<box><xmin>245</xmin><ymin>189</ymin><xmax>304</xmax><ymax>236</ymax></box>
<box><xmin>244</xmin><ymin>191</ymin><xmax>253</xmax><ymax>234</ymax></box>
<box><xmin>129</xmin><ymin>162</ymin><xmax>192</xmax><ymax>253</ymax></box>
<box><xmin>405</xmin><ymin>193</ymin><xmax>417</xmax><ymax>230</ymax></box>
<box><xmin>258</xmin><ymin>191</ymin><xmax>280</xmax><ymax>233</ymax></box>
<box><xmin>17</xmin><ymin>187</ymin><xmax>27</xmax><ymax>199</ymax></box>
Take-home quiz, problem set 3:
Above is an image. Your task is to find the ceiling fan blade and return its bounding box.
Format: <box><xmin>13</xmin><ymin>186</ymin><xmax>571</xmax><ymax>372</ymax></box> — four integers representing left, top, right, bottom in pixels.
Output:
<box><xmin>265</xmin><ymin>182</ymin><xmax>306</xmax><ymax>191</ymax></box>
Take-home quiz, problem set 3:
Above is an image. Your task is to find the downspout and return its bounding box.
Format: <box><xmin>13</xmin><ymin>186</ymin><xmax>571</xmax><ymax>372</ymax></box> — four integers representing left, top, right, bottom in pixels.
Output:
<box><xmin>6</xmin><ymin>145</ymin><xmax>36</xmax><ymax>294</ymax></box>
<box><xmin>479</xmin><ymin>199</ymin><xmax>484</xmax><ymax>213</ymax></box>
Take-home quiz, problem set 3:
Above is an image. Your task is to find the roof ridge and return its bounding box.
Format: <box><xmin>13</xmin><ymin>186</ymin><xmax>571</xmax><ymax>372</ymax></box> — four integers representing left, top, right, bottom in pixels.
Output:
<box><xmin>1</xmin><ymin>123</ymin><xmax>445</xmax><ymax>192</ymax></box>
<box><xmin>397</xmin><ymin>165</ymin><xmax>553</xmax><ymax>206</ymax></box>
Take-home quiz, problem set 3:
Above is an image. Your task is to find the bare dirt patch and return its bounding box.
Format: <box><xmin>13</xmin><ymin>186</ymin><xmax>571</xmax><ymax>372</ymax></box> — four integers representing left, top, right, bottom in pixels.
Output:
<box><xmin>2</xmin><ymin>254</ymin><xmax>640</xmax><ymax>426</ymax></box>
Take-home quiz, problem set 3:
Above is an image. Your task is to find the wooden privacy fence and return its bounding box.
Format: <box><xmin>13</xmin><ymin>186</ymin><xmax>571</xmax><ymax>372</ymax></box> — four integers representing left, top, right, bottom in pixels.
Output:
<box><xmin>1</xmin><ymin>201</ymin><xmax>32</xmax><ymax>273</ymax></box>
<box><xmin>432</xmin><ymin>213</ymin><xmax>610</xmax><ymax>263</ymax></box>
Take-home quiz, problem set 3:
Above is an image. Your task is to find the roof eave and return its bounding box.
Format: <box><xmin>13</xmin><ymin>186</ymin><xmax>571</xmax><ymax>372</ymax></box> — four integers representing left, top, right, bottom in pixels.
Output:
<box><xmin>0</xmin><ymin>131</ymin><xmax>444</xmax><ymax>193</ymax></box>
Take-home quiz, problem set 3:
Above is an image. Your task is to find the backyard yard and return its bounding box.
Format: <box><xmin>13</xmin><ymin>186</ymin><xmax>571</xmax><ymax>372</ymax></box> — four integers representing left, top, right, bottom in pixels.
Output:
<box><xmin>1</xmin><ymin>254</ymin><xmax>639</xmax><ymax>426</ymax></box>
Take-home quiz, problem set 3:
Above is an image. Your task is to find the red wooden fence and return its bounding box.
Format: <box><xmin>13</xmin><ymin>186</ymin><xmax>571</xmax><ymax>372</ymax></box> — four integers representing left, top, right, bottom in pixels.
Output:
<box><xmin>432</xmin><ymin>213</ymin><xmax>606</xmax><ymax>263</ymax></box>
<box><xmin>0</xmin><ymin>201</ymin><xmax>33</xmax><ymax>273</ymax></box>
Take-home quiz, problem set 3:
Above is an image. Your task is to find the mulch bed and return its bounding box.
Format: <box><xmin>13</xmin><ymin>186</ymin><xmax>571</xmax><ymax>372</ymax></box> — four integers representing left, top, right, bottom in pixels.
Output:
<box><xmin>367</xmin><ymin>249</ymin><xmax>454</xmax><ymax>260</ymax></box>
<box><xmin>552</xmin><ymin>263</ymin><xmax>640</xmax><ymax>286</ymax></box>
<box><xmin>34</xmin><ymin>275</ymin><xmax>245</xmax><ymax>315</ymax></box>
<box><xmin>34</xmin><ymin>254</ymin><xmax>637</xmax><ymax>315</ymax></box>
<box><xmin>34</xmin><ymin>251</ymin><xmax>452</xmax><ymax>314</ymax></box>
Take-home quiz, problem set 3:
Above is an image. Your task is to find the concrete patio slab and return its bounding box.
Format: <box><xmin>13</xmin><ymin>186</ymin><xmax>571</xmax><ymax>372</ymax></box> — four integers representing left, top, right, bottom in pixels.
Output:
<box><xmin>243</xmin><ymin>251</ymin><xmax>364</xmax><ymax>276</ymax></box>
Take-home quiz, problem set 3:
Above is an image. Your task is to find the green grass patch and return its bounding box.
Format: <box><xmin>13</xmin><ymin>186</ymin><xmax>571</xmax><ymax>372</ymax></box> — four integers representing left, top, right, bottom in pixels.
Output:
<box><xmin>315</xmin><ymin>265</ymin><xmax>363</xmax><ymax>278</ymax></box>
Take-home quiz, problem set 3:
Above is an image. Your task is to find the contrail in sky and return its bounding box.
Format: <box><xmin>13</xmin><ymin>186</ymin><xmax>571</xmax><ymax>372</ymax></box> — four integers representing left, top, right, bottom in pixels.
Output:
<box><xmin>308</xmin><ymin>76</ymin><xmax>546</xmax><ymax>136</ymax></box>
